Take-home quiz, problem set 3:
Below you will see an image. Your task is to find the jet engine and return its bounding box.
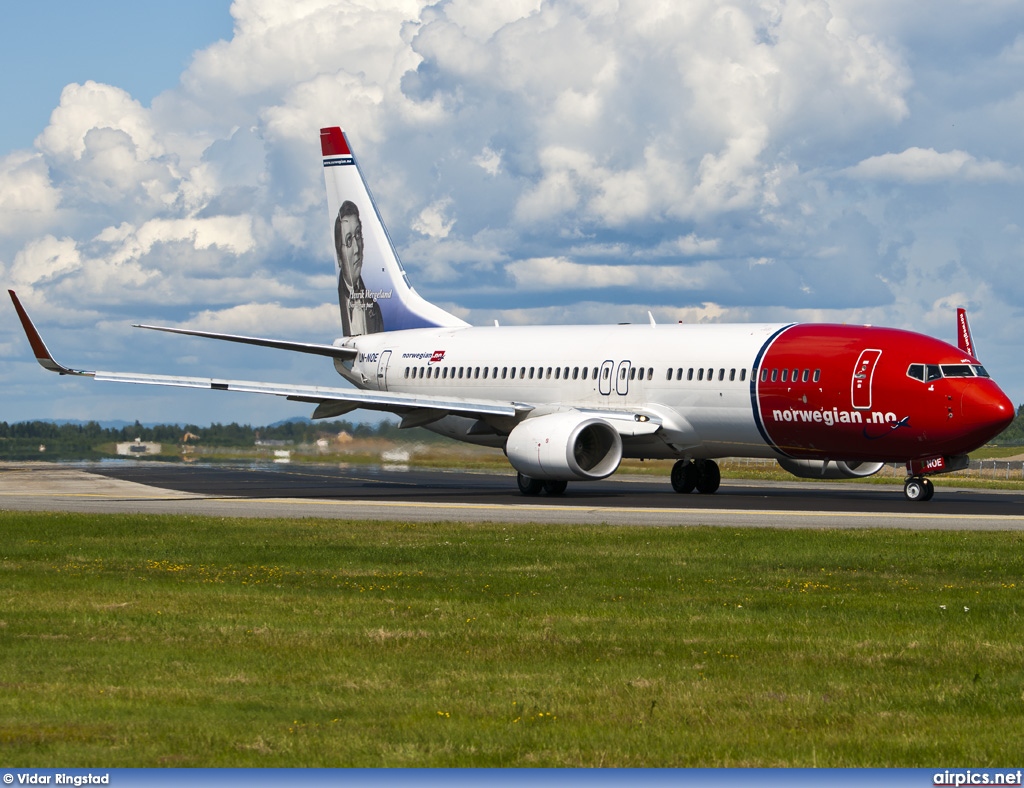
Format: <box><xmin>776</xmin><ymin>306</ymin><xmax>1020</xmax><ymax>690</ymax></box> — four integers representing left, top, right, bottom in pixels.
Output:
<box><xmin>777</xmin><ymin>458</ymin><xmax>886</xmax><ymax>480</ymax></box>
<box><xmin>506</xmin><ymin>411</ymin><xmax>623</xmax><ymax>481</ymax></box>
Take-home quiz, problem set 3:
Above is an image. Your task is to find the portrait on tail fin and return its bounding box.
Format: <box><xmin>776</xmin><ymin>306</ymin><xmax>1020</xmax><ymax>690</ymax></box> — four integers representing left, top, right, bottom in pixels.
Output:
<box><xmin>334</xmin><ymin>200</ymin><xmax>384</xmax><ymax>336</ymax></box>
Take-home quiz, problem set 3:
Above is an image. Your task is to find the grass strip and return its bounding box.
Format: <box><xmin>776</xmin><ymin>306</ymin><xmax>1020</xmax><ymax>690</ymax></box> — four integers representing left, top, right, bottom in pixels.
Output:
<box><xmin>1</xmin><ymin>511</ymin><xmax>1022</xmax><ymax>766</ymax></box>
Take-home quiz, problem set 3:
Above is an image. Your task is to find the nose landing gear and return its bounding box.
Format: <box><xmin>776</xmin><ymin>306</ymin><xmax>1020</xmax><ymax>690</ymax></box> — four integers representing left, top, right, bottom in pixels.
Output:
<box><xmin>903</xmin><ymin>476</ymin><xmax>935</xmax><ymax>502</ymax></box>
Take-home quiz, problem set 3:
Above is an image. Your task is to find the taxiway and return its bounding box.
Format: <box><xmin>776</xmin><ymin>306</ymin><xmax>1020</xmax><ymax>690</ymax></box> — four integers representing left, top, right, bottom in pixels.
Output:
<box><xmin>1</xmin><ymin>461</ymin><xmax>1022</xmax><ymax>530</ymax></box>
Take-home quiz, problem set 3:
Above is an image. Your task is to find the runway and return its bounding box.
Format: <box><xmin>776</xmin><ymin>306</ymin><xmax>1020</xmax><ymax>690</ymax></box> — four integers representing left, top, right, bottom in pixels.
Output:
<box><xmin>1</xmin><ymin>460</ymin><xmax>1022</xmax><ymax>529</ymax></box>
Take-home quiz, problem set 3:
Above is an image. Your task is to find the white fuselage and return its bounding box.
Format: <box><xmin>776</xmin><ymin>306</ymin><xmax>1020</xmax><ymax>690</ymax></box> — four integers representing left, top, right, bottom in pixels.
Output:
<box><xmin>340</xmin><ymin>322</ymin><xmax>790</xmax><ymax>460</ymax></box>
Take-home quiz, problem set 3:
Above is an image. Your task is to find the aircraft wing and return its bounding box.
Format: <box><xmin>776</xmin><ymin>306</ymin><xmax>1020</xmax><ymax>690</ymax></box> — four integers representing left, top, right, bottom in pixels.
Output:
<box><xmin>9</xmin><ymin>290</ymin><xmax>523</xmax><ymax>421</ymax></box>
<box><xmin>9</xmin><ymin>290</ymin><xmax>667</xmax><ymax>433</ymax></box>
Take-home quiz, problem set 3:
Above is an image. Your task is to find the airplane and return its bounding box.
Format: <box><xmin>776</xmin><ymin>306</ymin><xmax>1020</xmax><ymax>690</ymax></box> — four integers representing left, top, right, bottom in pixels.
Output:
<box><xmin>8</xmin><ymin>125</ymin><xmax>1016</xmax><ymax>502</ymax></box>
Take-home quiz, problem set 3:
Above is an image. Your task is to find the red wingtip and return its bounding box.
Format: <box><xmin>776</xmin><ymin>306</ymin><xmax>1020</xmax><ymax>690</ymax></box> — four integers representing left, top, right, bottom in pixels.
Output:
<box><xmin>320</xmin><ymin>127</ymin><xmax>350</xmax><ymax>157</ymax></box>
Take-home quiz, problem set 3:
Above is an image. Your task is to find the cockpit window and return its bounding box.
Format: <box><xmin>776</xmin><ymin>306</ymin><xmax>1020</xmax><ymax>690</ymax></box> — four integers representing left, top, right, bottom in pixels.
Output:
<box><xmin>910</xmin><ymin>362</ymin><xmax>989</xmax><ymax>382</ymax></box>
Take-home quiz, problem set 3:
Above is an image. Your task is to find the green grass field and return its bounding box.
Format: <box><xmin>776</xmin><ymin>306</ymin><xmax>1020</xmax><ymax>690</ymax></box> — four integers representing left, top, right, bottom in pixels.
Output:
<box><xmin>2</xmin><ymin>511</ymin><xmax>1022</xmax><ymax>766</ymax></box>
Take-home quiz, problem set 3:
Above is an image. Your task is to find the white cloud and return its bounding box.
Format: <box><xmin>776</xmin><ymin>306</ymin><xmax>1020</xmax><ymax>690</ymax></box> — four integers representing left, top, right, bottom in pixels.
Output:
<box><xmin>844</xmin><ymin>147</ymin><xmax>1022</xmax><ymax>183</ymax></box>
<box><xmin>9</xmin><ymin>235</ymin><xmax>82</xmax><ymax>288</ymax></box>
<box><xmin>0</xmin><ymin>151</ymin><xmax>61</xmax><ymax>235</ymax></box>
<box><xmin>411</xmin><ymin>198</ymin><xmax>455</xmax><ymax>238</ymax></box>
<box><xmin>505</xmin><ymin>257</ymin><xmax>728</xmax><ymax>292</ymax></box>
<box><xmin>37</xmin><ymin>81</ymin><xmax>162</xmax><ymax>163</ymax></box>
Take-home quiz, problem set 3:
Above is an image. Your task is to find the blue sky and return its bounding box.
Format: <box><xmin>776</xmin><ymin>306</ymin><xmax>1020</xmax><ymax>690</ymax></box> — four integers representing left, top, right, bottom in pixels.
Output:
<box><xmin>0</xmin><ymin>2</ymin><xmax>233</xmax><ymax>153</ymax></box>
<box><xmin>1</xmin><ymin>0</ymin><xmax>1022</xmax><ymax>427</ymax></box>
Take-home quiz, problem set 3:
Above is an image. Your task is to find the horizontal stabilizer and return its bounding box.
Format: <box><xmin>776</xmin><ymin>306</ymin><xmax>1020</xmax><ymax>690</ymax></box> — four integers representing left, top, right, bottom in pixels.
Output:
<box><xmin>134</xmin><ymin>324</ymin><xmax>358</xmax><ymax>360</ymax></box>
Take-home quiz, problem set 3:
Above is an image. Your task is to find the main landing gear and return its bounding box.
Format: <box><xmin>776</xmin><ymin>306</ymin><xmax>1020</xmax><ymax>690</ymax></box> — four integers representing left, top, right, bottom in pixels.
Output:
<box><xmin>516</xmin><ymin>473</ymin><xmax>567</xmax><ymax>496</ymax></box>
<box><xmin>903</xmin><ymin>476</ymin><xmax>935</xmax><ymax>502</ymax></box>
<box><xmin>671</xmin><ymin>459</ymin><xmax>721</xmax><ymax>494</ymax></box>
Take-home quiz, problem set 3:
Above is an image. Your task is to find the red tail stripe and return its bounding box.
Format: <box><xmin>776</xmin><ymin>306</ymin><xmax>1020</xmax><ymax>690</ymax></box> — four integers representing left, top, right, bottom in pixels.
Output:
<box><xmin>320</xmin><ymin>127</ymin><xmax>350</xmax><ymax>157</ymax></box>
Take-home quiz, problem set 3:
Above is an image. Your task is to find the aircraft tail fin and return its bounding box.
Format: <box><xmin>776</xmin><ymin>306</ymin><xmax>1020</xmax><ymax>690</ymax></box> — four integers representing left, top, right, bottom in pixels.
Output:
<box><xmin>956</xmin><ymin>307</ymin><xmax>978</xmax><ymax>360</ymax></box>
<box><xmin>320</xmin><ymin>127</ymin><xmax>466</xmax><ymax>337</ymax></box>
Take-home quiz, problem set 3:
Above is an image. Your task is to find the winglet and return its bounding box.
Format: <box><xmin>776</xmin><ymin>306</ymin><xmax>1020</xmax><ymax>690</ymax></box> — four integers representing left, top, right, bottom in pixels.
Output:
<box><xmin>956</xmin><ymin>307</ymin><xmax>978</xmax><ymax>360</ymax></box>
<box><xmin>8</xmin><ymin>290</ymin><xmax>93</xmax><ymax>376</ymax></box>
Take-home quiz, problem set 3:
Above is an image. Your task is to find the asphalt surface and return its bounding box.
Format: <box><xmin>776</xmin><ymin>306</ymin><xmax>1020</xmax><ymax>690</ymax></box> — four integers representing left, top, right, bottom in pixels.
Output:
<box><xmin>1</xmin><ymin>461</ymin><xmax>1020</xmax><ymax>529</ymax></box>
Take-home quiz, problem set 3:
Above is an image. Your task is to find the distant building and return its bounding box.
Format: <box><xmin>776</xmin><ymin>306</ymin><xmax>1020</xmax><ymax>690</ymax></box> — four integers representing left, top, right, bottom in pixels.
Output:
<box><xmin>116</xmin><ymin>438</ymin><xmax>162</xmax><ymax>456</ymax></box>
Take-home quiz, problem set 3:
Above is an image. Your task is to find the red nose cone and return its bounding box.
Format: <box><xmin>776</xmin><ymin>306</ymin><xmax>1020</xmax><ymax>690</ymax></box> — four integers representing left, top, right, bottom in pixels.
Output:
<box><xmin>962</xmin><ymin>382</ymin><xmax>1016</xmax><ymax>445</ymax></box>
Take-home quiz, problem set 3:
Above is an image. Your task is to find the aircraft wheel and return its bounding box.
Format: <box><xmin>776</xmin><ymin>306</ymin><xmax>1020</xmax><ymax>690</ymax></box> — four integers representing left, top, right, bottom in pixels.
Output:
<box><xmin>695</xmin><ymin>460</ymin><xmax>721</xmax><ymax>494</ymax></box>
<box><xmin>671</xmin><ymin>460</ymin><xmax>697</xmax><ymax>493</ymax></box>
<box><xmin>904</xmin><ymin>476</ymin><xmax>928</xmax><ymax>502</ymax></box>
<box><xmin>543</xmin><ymin>480</ymin><xmax>568</xmax><ymax>495</ymax></box>
<box><xmin>517</xmin><ymin>472</ymin><xmax>544</xmax><ymax>496</ymax></box>
<box><xmin>921</xmin><ymin>477</ymin><xmax>935</xmax><ymax>501</ymax></box>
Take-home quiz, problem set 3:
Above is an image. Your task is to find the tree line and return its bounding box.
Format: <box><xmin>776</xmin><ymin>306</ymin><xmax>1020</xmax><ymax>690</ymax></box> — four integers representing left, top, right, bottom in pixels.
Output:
<box><xmin>0</xmin><ymin>418</ymin><xmax>436</xmax><ymax>460</ymax></box>
<box><xmin>1</xmin><ymin>405</ymin><xmax>1022</xmax><ymax>461</ymax></box>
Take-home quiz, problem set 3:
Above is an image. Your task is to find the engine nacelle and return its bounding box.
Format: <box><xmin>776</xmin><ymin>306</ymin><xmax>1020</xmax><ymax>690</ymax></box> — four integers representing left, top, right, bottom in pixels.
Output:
<box><xmin>506</xmin><ymin>412</ymin><xmax>623</xmax><ymax>481</ymax></box>
<box><xmin>777</xmin><ymin>458</ymin><xmax>886</xmax><ymax>480</ymax></box>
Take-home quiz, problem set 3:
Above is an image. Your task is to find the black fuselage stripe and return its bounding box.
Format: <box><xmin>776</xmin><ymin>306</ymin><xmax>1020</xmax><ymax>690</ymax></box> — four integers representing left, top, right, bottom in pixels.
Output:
<box><xmin>749</xmin><ymin>324</ymin><xmax>795</xmax><ymax>457</ymax></box>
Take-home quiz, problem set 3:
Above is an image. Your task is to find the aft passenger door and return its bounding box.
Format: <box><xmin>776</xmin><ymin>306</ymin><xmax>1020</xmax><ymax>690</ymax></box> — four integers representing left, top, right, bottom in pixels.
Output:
<box><xmin>376</xmin><ymin>350</ymin><xmax>392</xmax><ymax>391</ymax></box>
<box><xmin>615</xmin><ymin>360</ymin><xmax>632</xmax><ymax>396</ymax></box>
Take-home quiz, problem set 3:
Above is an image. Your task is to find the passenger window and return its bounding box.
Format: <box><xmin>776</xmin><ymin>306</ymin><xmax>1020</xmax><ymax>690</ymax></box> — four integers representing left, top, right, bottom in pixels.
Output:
<box><xmin>718</xmin><ymin>369</ymin><xmax>724</xmax><ymax>382</ymax></box>
<box><xmin>502</xmin><ymin>367</ymin><xmax>508</xmax><ymax>379</ymax></box>
<box><xmin>813</xmin><ymin>369</ymin><xmax>820</xmax><ymax>383</ymax></box>
<box><xmin>697</xmin><ymin>368</ymin><xmax>704</xmax><ymax>381</ymax></box>
<box><xmin>483</xmin><ymin>367</ymin><xmax>488</xmax><ymax>379</ymax></box>
<box><xmin>442</xmin><ymin>368</ymin><xmax>448</xmax><ymax>379</ymax></box>
<box><xmin>687</xmin><ymin>368</ymin><xmax>694</xmax><ymax>381</ymax></box>
<box><xmin>555</xmin><ymin>367</ymin><xmax>561</xmax><ymax>380</ymax></box>
<box><xmin>760</xmin><ymin>369</ymin><xmax>767</xmax><ymax>382</ymax></box>
<box><xmin>581</xmin><ymin>367</ymin><xmax>587</xmax><ymax>380</ymax></box>
<box><xmin>629</xmin><ymin>367</ymin><xmax>636</xmax><ymax>380</ymax></box>
<box><xmin>404</xmin><ymin>367</ymin><xmax>409</xmax><ymax>378</ymax></box>
<box><xmin>647</xmin><ymin>368</ymin><xmax>653</xmax><ymax>380</ymax></box>
<box><xmin>666</xmin><ymin>369</ymin><xmax>673</xmax><ymax>381</ymax></box>
<box><xmin>781</xmin><ymin>369</ymin><xmax>788</xmax><ymax>382</ymax></box>
<box><xmin>771</xmin><ymin>369</ymin><xmax>778</xmax><ymax>382</ymax></box>
<box><xmin>740</xmin><ymin>369</ymin><xmax>747</xmax><ymax>382</ymax></box>
<box><xmin>521</xmin><ymin>367</ymin><xmax>527</xmax><ymax>379</ymax></box>
<box><xmin>529</xmin><ymin>367</ymin><xmax>535</xmax><ymax>379</ymax></box>
<box><xmin>729</xmin><ymin>369</ymin><xmax>736</xmax><ymax>381</ymax></box>
<box><xmin>801</xmin><ymin>369</ymin><xmax>809</xmax><ymax>382</ymax></box>
<box><xmin>573</xmin><ymin>367</ymin><xmax>579</xmax><ymax>380</ymax></box>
